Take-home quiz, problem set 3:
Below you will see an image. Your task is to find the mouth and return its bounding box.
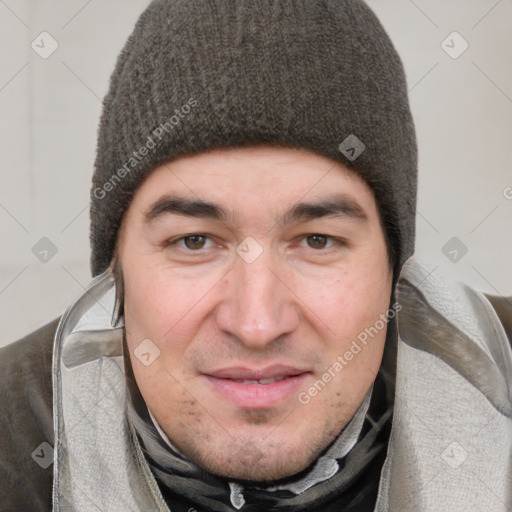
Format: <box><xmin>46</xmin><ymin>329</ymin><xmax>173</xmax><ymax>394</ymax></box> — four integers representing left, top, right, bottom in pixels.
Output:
<box><xmin>204</xmin><ymin>365</ymin><xmax>310</xmax><ymax>409</ymax></box>
<box><xmin>230</xmin><ymin>376</ymin><xmax>289</xmax><ymax>385</ymax></box>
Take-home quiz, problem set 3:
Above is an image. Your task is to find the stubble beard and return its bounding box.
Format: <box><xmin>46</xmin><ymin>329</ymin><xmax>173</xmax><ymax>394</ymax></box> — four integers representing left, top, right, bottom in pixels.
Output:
<box><xmin>164</xmin><ymin>404</ymin><xmax>350</xmax><ymax>484</ymax></box>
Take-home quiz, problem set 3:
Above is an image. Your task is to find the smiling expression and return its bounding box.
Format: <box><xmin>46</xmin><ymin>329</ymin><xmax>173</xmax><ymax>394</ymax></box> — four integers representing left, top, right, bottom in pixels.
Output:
<box><xmin>116</xmin><ymin>145</ymin><xmax>393</xmax><ymax>482</ymax></box>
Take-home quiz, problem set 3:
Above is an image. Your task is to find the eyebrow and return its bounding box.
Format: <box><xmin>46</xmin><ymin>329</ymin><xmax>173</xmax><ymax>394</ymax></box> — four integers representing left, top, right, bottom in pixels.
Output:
<box><xmin>145</xmin><ymin>196</ymin><xmax>227</xmax><ymax>222</ymax></box>
<box><xmin>280</xmin><ymin>196</ymin><xmax>367</xmax><ymax>225</ymax></box>
<box><xmin>144</xmin><ymin>194</ymin><xmax>368</xmax><ymax>225</ymax></box>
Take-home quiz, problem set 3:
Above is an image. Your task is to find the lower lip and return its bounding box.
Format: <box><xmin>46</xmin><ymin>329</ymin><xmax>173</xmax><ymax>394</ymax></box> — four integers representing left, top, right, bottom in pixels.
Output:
<box><xmin>205</xmin><ymin>374</ymin><xmax>309</xmax><ymax>409</ymax></box>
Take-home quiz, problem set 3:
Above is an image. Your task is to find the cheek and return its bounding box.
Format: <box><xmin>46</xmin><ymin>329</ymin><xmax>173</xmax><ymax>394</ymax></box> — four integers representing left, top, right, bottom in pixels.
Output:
<box><xmin>315</xmin><ymin>266</ymin><xmax>391</xmax><ymax>338</ymax></box>
<box><xmin>312</xmin><ymin>278</ymin><xmax>390</xmax><ymax>403</ymax></box>
<box><xmin>123</xmin><ymin>271</ymin><xmax>197</xmax><ymax>404</ymax></box>
<box><xmin>123</xmin><ymin>270</ymin><xmax>170</xmax><ymax>339</ymax></box>
<box><xmin>122</xmin><ymin>260</ymin><xmax>223</xmax><ymax>369</ymax></box>
<box><xmin>308</xmin><ymin>265</ymin><xmax>392</xmax><ymax>390</ymax></box>
<box><xmin>123</xmin><ymin>257</ymin><xmax>195</xmax><ymax>331</ymax></box>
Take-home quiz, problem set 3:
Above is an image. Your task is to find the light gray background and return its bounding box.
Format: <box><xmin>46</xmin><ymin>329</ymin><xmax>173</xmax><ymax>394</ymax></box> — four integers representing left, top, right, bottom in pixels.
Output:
<box><xmin>1</xmin><ymin>0</ymin><xmax>511</xmax><ymax>346</ymax></box>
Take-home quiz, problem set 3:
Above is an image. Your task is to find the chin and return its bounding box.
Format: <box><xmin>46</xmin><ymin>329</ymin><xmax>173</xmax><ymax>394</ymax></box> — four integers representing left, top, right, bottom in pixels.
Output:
<box><xmin>188</xmin><ymin>437</ymin><xmax>325</xmax><ymax>484</ymax></box>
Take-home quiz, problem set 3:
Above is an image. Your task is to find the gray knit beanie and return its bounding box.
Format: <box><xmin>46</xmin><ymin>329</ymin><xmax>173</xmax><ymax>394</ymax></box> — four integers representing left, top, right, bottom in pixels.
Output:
<box><xmin>90</xmin><ymin>0</ymin><xmax>417</xmax><ymax>278</ymax></box>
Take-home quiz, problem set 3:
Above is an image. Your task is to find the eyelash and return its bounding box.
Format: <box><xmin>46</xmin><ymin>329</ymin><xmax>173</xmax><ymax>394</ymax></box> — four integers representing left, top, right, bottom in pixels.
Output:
<box><xmin>164</xmin><ymin>233</ymin><xmax>346</xmax><ymax>252</ymax></box>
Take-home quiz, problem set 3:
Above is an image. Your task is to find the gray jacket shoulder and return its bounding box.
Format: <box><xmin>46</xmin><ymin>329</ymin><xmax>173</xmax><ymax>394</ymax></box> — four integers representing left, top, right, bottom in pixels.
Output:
<box><xmin>0</xmin><ymin>318</ymin><xmax>60</xmax><ymax>511</ymax></box>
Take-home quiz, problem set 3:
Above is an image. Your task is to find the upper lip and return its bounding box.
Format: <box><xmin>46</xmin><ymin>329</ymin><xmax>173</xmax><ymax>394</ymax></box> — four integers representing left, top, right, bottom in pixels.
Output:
<box><xmin>206</xmin><ymin>364</ymin><xmax>309</xmax><ymax>380</ymax></box>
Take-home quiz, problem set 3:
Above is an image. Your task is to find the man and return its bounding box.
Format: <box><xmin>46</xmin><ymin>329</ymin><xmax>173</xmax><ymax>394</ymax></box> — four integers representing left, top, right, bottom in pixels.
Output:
<box><xmin>1</xmin><ymin>0</ymin><xmax>511</xmax><ymax>511</ymax></box>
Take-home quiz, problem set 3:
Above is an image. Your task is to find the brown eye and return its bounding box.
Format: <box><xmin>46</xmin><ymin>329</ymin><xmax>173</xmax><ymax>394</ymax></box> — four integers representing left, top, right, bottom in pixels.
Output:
<box><xmin>183</xmin><ymin>235</ymin><xmax>207</xmax><ymax>250</ymax></box>
<box><xmin>306</xmin><ymin>234</ymin><xmax>329</xmax><ymax>249</ymax></box>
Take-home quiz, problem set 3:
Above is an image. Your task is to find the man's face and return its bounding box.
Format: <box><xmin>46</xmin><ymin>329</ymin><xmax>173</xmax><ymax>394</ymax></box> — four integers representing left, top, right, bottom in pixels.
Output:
<box><xmin>117</xmin><ymin>145</ymin><xmax>393</xmax><ymax>482</ymax></box>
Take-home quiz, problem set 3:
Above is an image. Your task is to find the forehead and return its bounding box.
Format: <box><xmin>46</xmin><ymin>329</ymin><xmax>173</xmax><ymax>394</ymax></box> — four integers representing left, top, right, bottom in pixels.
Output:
<box><xmin>128</xmin><ymin>145</ymin><xmax>378</xmax><ymax>219</ymax></box>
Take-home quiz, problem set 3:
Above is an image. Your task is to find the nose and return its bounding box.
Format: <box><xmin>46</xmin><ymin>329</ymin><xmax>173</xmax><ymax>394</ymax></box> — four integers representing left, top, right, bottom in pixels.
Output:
<box><xmin>215</xmin><ymin>249</ymin><xmax>300</xmax><ymax>350</ymax></box>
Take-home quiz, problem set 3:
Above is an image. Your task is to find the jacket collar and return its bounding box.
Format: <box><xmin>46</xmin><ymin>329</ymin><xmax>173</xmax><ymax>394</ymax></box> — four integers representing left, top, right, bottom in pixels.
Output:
<box><xmin>51</xmin><ymin>256</ymin><xmax>512</xmax><ymax>511</ymax></box>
